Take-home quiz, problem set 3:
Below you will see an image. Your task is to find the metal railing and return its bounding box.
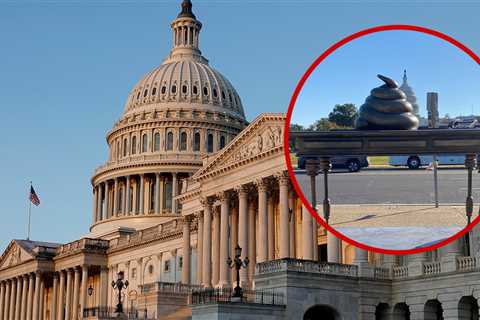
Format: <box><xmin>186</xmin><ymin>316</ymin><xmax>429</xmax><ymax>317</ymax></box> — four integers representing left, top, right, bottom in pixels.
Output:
<box><xmin>191</xmin><ymin>288</ymin><xmax>284</xmax><ymax>306</ymax></box>
<box><xmin>256</xmin><ymin>258</ymin><xmax>358</xmax><ymax>277</ymax></box>
<box><xmin>83</xmin><ymin>307</ymin><xmax>153</xmax><ymax>320</ymax></box>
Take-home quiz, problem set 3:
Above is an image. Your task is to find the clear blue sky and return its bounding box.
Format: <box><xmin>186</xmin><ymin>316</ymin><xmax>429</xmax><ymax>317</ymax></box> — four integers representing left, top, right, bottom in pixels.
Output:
<box><xmin>1</xmin><ymin>0</ymin><xmax>480</xmax><ymax>251</ymax></box>
<box><xmin>292</xmin><ymin>29</ymin><xmax>480</xmax><ymax>127</ymax></box>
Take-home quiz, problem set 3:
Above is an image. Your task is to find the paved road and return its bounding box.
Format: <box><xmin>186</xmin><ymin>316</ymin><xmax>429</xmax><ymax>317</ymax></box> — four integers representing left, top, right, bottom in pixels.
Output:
<box><xmin>294</xmin><ymin>168</ymin><xmax>480</xmax><ymax>204</ymax></box>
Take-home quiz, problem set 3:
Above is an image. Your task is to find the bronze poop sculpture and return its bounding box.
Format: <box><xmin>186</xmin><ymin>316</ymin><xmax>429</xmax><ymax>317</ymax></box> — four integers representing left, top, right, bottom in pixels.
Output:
<box><xmin>355</xmin><ymin>74</ymin><xmax>419</xmax><ymax>130</ymax></box>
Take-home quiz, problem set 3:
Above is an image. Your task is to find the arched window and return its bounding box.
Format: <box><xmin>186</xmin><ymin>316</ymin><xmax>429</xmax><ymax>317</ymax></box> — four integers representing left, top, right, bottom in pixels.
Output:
<box><xmin>123</xmin><ymin>138</ymin><xmax>127</xmax><ymax>157</ymax></box>
<box><xmin>142</xmin><ymin>134</ymin><xmax>148</xmax><ymax>153</ymax></box>
<box><xmin>193</xmin><ymin>86</ymin><xmax>198</xmax><ymax>95</ymax></box>
<box><xmin>207</xmin><ymin>133</ymin><xmax>214</xmax><ymax>153</ymax></box>
<box><xmin>116</xmin><ymin>141</ymin><xmax>120</xmax><ymax>159</ymax></box>
<box><xmin>193</xmin><ymin>132</ymin><xmax>200</xmax><ymax>151</ymax></box>
<box><xmin>180</xmin><ymin>132</ymin><xmax>187</xmax><ymax>151</ymax></box>
<box><xmin>143</xmin><ymin>89</ymin><xmax>148</xmax><ymax>97</ymax></box>
<box><xmin>131</xmin><ymin>136</ymin><xmax>137</xmax><ymax>154</ymax></box>
<box><xmin>213</xmin><ymin>88</ymin><xmax>218</xmax><ymax>98</ymax></box>
<box><xmin>166</xmin><ymin>132</ymin><xmax>174</xmax><ymax>151</ymax></box>
<box><xmin>154</xmin><ymin>133</ymin><xmax>160</xmax><ymax>151</ymax></box>
<box><xmin>171</xmin><ymin>85</ymin><xmax>177</xmax><ymax>94</ymax></box>
<box><xmin>152</xmin><ymin>87</ymin><xmax>157</xmax><ymax>96</ymax></box>
<box><xmin>161</xmin><ymin>86</ymin><xmax>166</xmax><ymax>94</ymax></box>
<box><xmin>203</xmin><ymin>87</ymin><xmax>208</xmax><ymax>96</ymax></box>
<box><xmin>182</xmin><ymin>85</ymin><xmax>187</xmax><ymax>94</ymax></box>
<box><xmin>221</xmin><ymin>91</ymin><xmax>226</xmax><ymax>99</ymax></box>
<box><xmin>219</xmin><ymin>135</ymin><xmax>226</xmax><ymax>149</ymax></box>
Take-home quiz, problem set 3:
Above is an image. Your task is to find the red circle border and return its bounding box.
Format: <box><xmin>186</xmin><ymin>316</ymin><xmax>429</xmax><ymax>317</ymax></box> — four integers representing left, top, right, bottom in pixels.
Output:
<box><xmin>283</xmin><ymin>24</ymin><xmax>480</xmax><ymax>255</ymax></box>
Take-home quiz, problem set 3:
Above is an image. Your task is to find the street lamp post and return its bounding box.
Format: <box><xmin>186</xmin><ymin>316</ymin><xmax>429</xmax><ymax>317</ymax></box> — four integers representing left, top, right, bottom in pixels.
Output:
<box><xmin>227</xmin><ymin>245</ymin><xmax>249</xmax><ymax>299</ymax></box>
<box><xmin>111</xmin><ymin>271</ymin><xmax>129</xmax><ymax>314</ymax></box>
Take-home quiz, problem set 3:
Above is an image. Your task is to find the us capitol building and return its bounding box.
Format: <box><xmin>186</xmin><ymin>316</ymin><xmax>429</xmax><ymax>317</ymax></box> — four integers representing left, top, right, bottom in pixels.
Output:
<box><xmin>1</xmin><ymin>1</ymin><xmax>480</xmax><ymax>320</ymax></box>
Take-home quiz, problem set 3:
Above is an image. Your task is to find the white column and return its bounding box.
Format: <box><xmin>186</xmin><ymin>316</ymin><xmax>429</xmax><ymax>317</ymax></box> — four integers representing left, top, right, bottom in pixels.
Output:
<box><xmin>56</xmin><ymin>271</ymin><xmax>65</xmax><ymax>320</ymax></box>
<box><xmin>172</xmin><ymin>173</ymin><xmax>178</xmax><ymax>213</ymax></box>
<box><xmin>289</xmin><ymin>192</ymin><xmax>296</xmax><ymax>258</ymax></box>
<box><xmin>197</xmin><ymin>212</ymin><xmax>203</xmax><ymax>285</ymax></box>
<box><xmin>247</xmin><ymin>200</ymin><xmax>256</xmax><ymax>284</ymax></box>
<box><xmin>154</xmin><ymin>173</ymin><xmax>160</xmax><ymax>214</ymax></box>
<box><xmin>327</xmin><ymin>231</ymin><xmax>340</xmax><ymax>263</ymax></box>
<box><xmin>31</xmin><ymin>273</ymin><xmax>41</xmax><ymax>320</ymax></box>
<box><xmin>38</xmin><ymin>280</ymin><xmax>44</xmax><ymax>320</ymax></box>
<box><xmin>312</xmin><ymin>218</ymin><xmax>318</xmax><ymax>261</ymax></box>
<box><xmin>278</xmin><ymin>172</ymin><xmax>290</xmax><ymax>258</ymax></box>
<box><xmin>212</xmin><ymin>206</ymin><xmax>220</xmax><ymax>286</ymax></box>
<box><xmin>99</xmin><ymin>267</ymin><xmax>108</xmax><ymax>307</ymax></box>
<box><xmin>96</xmin><ymin>185</ymin><xmax>103</xmax><ymax>221</ymax></box>
<box><xmin>92</xmin><ymin>188</ymin><xmax>97</xmax><ymax>224</ymax></box>
<box><xmin>202</xmin><ymin>201</ymin><xmax>212</xmax><ymax>287</ymax></box>
<box><xmin>79</xmin><ymin>266</ymin><xmax>88</xmax><ymax>318</ymax></box>
<box><xmin>230</xmin><ymin>206</ymin><xmax>238</xmax><ymax>283</ymax></box>
<box><xmin>237</xmin><ymin>186</ymin><xmax>249</xmax><ymax>287</ymax></box>
<box><xmin>267</xmin><ymin>196</ymin><xmax>275</xmax><ymax>260</ymax></box>
<box><xmin>14</xmin><ymin>277</ymin><xmax>22</xmax><ymax>320</ymax></box>
<box><xmin>20</xmin><ymin>276</ymin><xmax>27</xmax><ymax>320</ymax></box>
<box><xmin>302</xmin><ymin>205</ymin><xmax>313</xmax><ymax>260</ymax></box>
<box><xmin>257</xmin><ymin>180</ymin><xmax>268</xmax><ymax>263</ymax></box>
<box><xmin>9</xmin><ymin>278</ymin><xmax>16</xmax><ymax>320</ymax></box>
<box><xmin>125</xmin><ymin>175</ymin><xmax>131</xmax><ymax>215</ymax></box>
<box><xmin>26</xmin><ymin>275</ymin><xmax>33</xmax><ymax>320</ymax></box>
<box><xmin>113</xmin><ymin>178</ymin><xmax>119</xmax><ymax>217</ymax></box>
<box><xmin>4</xmin><ymin>281</ymin><xmax>11</xmax><ymax>320</ymax></box>
<box><xmin>72</xmin><ymin>267</ymin><xmax>80</xmax><ymax>320</ymax></box>
<box><xmin>218</xmin><ymin>192</ymin><xmax>230</xmax><ymax>287</ymax></box>
<box><xmin>181</xmin><ymin>216</ymin><xmax>191</xmax><ymax>284</ymax></box>
<box><xmin>0</xmin><ymin>282</ymin><xmax>5</xmax><ymax>320</ymax></box>
<box><xmin>159</xmin><ymin>176</ymin><xmax>164</xmax><ymax>214</ymax></box>
<box><xmin>64</xmin><ymin>270</ymin><xmax>73</xmax><ymax>320</ymax></box>
<box><xmin>103</xmin><ymin>181</ymin><xmax>110</xmax><ymax>219</ymax></box>
<box><xmin>139</xmin><ymin>174</ymin><xmax>145</xmax><ymax>215</ymax></box>
<box><xmin>50</xmin><ymin>274</ymin><xmax>58</xmax><ymax>320</ymax></box>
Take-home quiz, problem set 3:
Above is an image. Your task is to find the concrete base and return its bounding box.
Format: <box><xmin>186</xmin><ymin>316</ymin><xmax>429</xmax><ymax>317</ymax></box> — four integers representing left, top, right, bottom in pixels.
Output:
<box><xmin>191</xmin><ymin>303</ymin><xmax>285</xmax><ymax>320</ymax></box>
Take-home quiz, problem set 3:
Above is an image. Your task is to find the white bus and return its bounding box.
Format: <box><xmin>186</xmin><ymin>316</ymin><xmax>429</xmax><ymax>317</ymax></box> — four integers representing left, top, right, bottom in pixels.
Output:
<box><xmin>389</xmin><ymin>154</ymin><xmax>467</xmax><ymax>169</ymax></box>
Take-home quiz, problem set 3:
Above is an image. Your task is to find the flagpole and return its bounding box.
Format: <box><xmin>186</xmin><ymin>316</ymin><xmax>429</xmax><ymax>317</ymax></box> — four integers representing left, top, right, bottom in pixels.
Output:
<box><xmin>27</xmin><ymin>181</ymin><xmax>32</xmax><ymax>241</ymax></box>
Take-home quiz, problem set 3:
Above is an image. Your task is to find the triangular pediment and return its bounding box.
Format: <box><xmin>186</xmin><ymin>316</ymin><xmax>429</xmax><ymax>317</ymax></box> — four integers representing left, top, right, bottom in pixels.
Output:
<box><xmin>193</xmin><ymin>113</ymin><xmax>285</xmax><ymax>180</ymax></box>
<box><xmin>0</xmin><ymin>240</ymin><xmax>35</xmax><ymax>270</ymax></box>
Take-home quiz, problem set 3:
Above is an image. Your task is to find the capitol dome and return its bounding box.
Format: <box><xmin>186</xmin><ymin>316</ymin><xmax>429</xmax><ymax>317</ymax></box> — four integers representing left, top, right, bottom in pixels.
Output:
<box><xmin>90</xmin><ymin>0</ymin><xmax>247</xmax><ymax>236</ymax></box>
<box><xmin>123</xmin><ymin>60</ymin><xmax>245</xmax><ymax>119</ymax></box>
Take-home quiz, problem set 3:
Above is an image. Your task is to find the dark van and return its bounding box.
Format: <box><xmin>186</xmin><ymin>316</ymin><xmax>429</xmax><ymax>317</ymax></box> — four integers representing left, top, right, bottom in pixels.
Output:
<box><xmin>297</xmin><ymin>155</ymin><xmax>369</xmax><ymax>172</ymax></box>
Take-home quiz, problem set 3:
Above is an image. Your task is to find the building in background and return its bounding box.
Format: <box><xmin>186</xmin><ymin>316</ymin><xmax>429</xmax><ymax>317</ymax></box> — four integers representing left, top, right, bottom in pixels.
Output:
<box><xmin>1</xmin><ymin>2</ymin><xmax>480</xmax><ymax>320</ymax></box>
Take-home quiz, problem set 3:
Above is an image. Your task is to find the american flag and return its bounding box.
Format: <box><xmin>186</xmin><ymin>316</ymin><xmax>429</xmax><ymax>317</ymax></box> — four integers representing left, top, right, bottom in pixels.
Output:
<box><xmin>29</xmin><ymin>186</ymin><xmax>40</xmax><ymax>206</ymax></box>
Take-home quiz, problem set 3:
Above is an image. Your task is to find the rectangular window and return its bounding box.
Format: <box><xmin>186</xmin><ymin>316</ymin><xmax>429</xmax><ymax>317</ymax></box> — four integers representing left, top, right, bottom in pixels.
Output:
<box><xmin>179</xmin><ymin>256</ymin><xmax>183</xmax><ymax>269</ymax></box>
<box><xmin>131</xmin><ymin>267</ymin><xmax>137</xmax><ymax>279</ymax></box>
<box><xmin>164</xmin><ymin>260</ymin><xmax>171</xmax><ymax>272</ymax></box>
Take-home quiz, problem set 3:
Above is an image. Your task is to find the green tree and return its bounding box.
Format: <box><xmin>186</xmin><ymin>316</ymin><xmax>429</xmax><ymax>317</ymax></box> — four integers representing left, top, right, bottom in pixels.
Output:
<box><xmin>289</xmin><ymin>123</ymin><xmax>306</xmax><ymax>131</ymax></box>
<box><xmin>308</xmin><ymin>118</ymin><xmax>332</xmax><ymax>131</ymax></box>
<box><xmin>328</xmin><ymin>103</ymin><xmax>358</xmax><ymax>128</ymax></box>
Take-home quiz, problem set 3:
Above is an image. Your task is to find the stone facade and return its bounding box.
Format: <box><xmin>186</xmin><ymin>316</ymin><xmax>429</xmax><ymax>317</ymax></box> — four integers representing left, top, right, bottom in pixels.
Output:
<box><xmin>1</xmin><ymin>1</ymin><xmax>480</xmax><ymax>320</ymax></box>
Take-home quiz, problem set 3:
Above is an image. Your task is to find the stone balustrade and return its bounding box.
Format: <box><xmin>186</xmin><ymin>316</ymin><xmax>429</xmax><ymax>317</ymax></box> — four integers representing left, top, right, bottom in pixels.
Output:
<box><xmin>55</xmin><ymin>238</ymin><xmax>109</xmax><ymax>257</ymax></box>
<box><xmin>95</xmin><ymin>153</ymin><xmax>203</xmax><ymax>174</ymax></box>
<box><xmin>457</xmin><ymin>256</ymin><xmax>480</xmax><ymax>271</ymax></box>
<box><xmin>423</xmin><ymin>261</ymin><xmax>441</xmax><ymax>276</ymax></box>
<box><xmin>374</xmin><ymin>267</ymin><xmax>391</xmax><ymax>280</ymax></box>
<box><xmin>392</xmin><ymin>266</ymin><xmax>409</xmax><ymax>279</ymax></box>
<box><xmin>256</xmin><ymin>259</ymin><xmax>358</xmax><ymax>277</ymax></box>
<box><xmin>108</xmin><ymin>218</ymin><xmax>197</xmax><ymax>252</ymax></box>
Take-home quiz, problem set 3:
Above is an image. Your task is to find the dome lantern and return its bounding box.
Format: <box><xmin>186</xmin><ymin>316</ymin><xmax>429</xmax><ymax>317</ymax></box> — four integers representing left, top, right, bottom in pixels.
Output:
<box><xmin>167</xmin><ymin>0</ymin><xmax>204</xmax><ymax>63</ymax></box>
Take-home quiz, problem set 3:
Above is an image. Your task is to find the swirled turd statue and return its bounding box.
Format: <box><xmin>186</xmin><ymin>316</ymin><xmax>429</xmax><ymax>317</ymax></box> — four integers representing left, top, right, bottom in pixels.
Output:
<box><xmin>355</xmin><ymin>74</ymin><xmax>419</xmax><ymax>130</ymax></box>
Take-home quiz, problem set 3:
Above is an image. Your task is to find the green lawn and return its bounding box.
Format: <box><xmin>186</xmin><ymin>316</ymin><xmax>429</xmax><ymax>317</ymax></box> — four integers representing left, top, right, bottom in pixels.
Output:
<box><xmin>289</xmin><ymin>154</ymin><xmax>389</xmax><ymax>167</ymax></box>
<box><xmin>368</xmin><ymin>156</ymin><xmax>390</xmax><ymax>166</ymax></box>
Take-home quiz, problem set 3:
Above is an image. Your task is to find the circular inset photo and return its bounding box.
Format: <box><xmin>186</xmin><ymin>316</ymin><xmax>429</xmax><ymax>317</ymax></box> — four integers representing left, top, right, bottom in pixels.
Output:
<box><xmin>285</xmin><ymin>25</ymin><xmax>480</xmax><ymax>254</ymax></box>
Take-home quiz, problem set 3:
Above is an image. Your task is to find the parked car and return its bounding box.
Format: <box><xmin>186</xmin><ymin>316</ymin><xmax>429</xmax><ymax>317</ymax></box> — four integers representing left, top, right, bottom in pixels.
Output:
<box><xmin>297</xmin><ymin>155</ymin><xmax>369</xmax><ymax>172</ymax></box>
<box><xmin>389</xmin><ymin>154</ymin><xmax>475</xmax><ymax>169</ymax></box>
